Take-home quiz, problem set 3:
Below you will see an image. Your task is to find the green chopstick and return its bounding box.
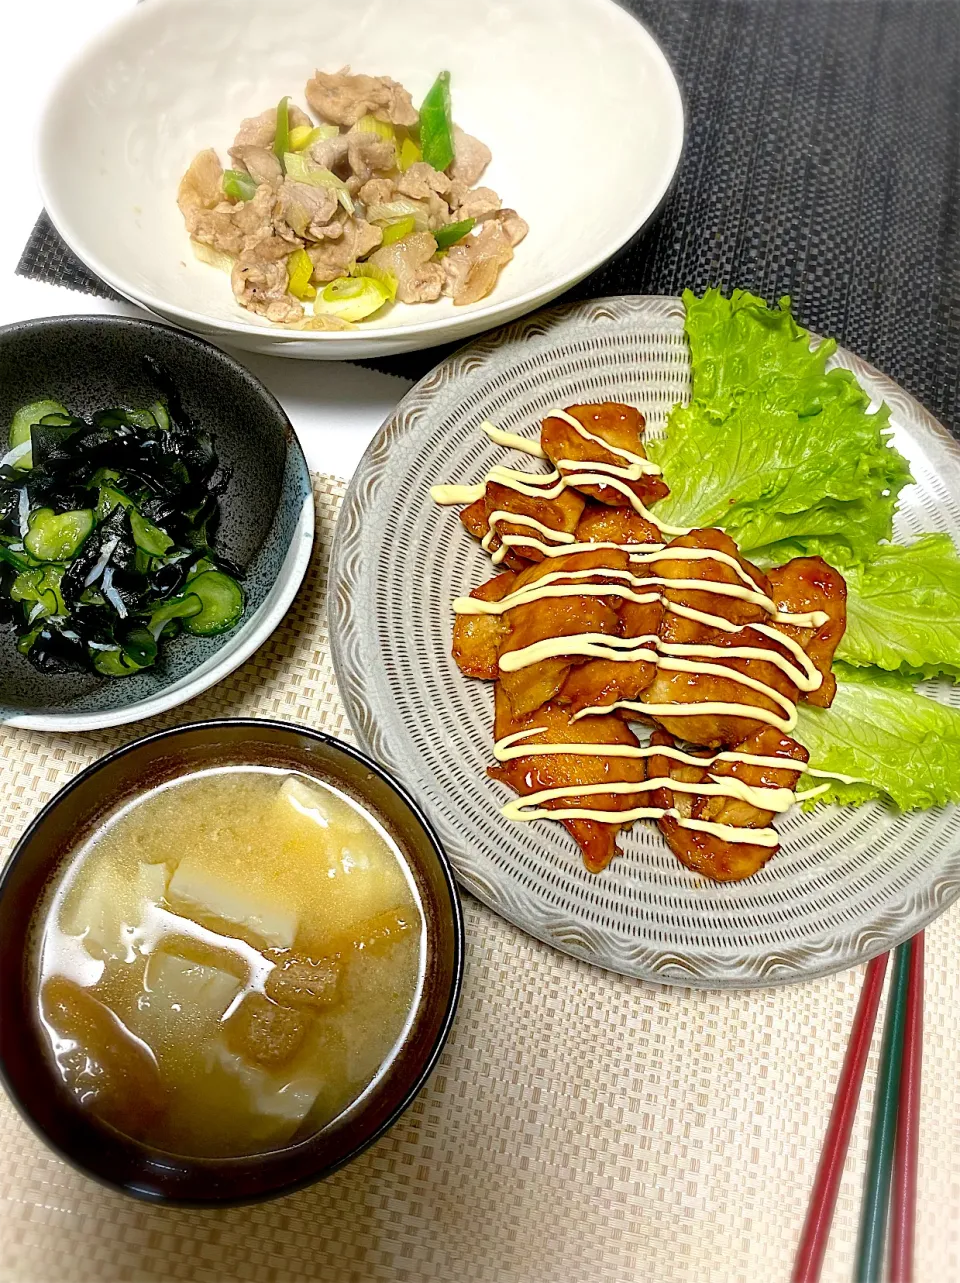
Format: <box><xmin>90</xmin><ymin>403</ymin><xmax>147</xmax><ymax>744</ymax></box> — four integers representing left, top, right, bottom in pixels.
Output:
<box><xmin>853</xmin><ymin>942</ymin><xmax>912</xmax><ymax>1283</ymax></box>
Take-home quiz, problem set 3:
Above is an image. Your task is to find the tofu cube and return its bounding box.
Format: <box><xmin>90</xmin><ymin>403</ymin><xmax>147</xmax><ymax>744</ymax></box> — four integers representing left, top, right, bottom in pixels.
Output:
<box><xmin>62</xmin><ymin>861</ymin><xmax>168</xmax><ymax>963</ymax></box>
<box><xmin>167</xmin><ymin>855</ymin><xmax>298</xmax><ymax>950</ymax></box>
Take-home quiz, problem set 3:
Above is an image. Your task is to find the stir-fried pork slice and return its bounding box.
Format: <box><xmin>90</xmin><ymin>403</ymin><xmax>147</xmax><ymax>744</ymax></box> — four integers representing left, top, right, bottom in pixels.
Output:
<box><xmin>767</xmin><ymin>557</ymin><xmax>847</xmax><ymax>707</ymax></box>
<box><xmin>178</xmin><ymin>150</ymin><xmax>225</xmax><ymax>217</ymax></box>
<box><xmin>449</xmin><ymin>125</ymin><xmax>491</xmax><ymax>186</ymax></box>
<box><xmin>277</xmin><ymin>179</ymin><xmax>339</xmax><ymax>240</ymax></box>
<box><xmin>358</xmin><ymin>177</ymin><xmax>396</xmax><ymax>206</ymax></box>
<box><xmin>307</xmin><ymin>217</ymin><xmax>383</xmax><ymax>282</ymax></box>
<box><xmin>442</xmin><ymin>220</ymin><xmax>514</xmax><ymax>305</ymax></box>
<box><xmin>575</xmin><ymin>503</ymin><xmax>662</xmax><ymax>547</ymax></box>
<box><xmin>449</xmin><ymin>185</ymin><xmax>501</xmax><ymax>221</ymax></box>
<box><xmin>308</xmin><ymin>133</ymin><xmax>351</xmax><ymax>173</ymax></box>
<box><xmin>473</xmin><ymin>479</ymin><xmax>585</xmax><ymax>569</ymax></box>
<box><xmin>305</xmin><ymin>68</ymin><xmax>418</xmax><ymax>127</ymax></box>
<box><xmin>452</xmin><ymin>572</ymin><xmax>517</xmax><ymax>679</ymax></box>
<box><xmin>647</xmin><ymin>727</ymin><xmax>808</xmax><ymax>881</ymax></box>
<box><xmin>497</xmin><ymin>549</ymin><xmax>626</xmax><ymax>717</ymax></box>
<box><xmin>346</xmin><ymin>129</ymin><xmax>397</xmax><ymax>184</ymax></box>
<box><xmin>494</xmin><ymin>209</ymin><xmax>529</xmax><ymax>247</ymax></box>
<box><xmin>229</xmin><ymin>104</ymin><xmax>311</xmax><ymax>159</ymax></box>
<box><xmin>396</xmin><ymin>163</ymin><xmax>451</xmax><ymax>200</ymax></box>
<box><xmin>368</xmin><ymin>231</ymin><xmax>444</xmax><ymax>303</ymax></box>
<box><xmin>184</xmin><ymin>182</ymin><xmax>278</xmax><ymax>257</ymax></box>
<box><xmin>638</xmin><ymin>530</ymin><xmax>801</xmax><ymax>747</ymax></box>
<box><xmin>541</xmin><ymin>403</ymin><xmax>669</xmax><ymax>509</ymax></box>
<box><xmin>488</xmin><ymin>691</ymin><xmax>647</xmax><ymax>873</ymax></box>
<box><xmin>231</xmin><ymin>257</ymin><xmax>303</xmax><ymax>324</ymax></box>
<box><xmin>230</xmin><ymin>145</ymin><xmax>283</xmax><ymax>187</ymax></box>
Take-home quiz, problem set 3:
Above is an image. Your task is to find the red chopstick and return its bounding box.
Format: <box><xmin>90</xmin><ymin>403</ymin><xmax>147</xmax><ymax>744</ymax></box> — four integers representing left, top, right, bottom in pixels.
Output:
<box><xmin>888</xmin><ymin>932</ymin><xmax>925</xmax><ymax>1283</ymax></box>
<box><xmin>791</xmin><ymin>953</ymin><xmax>890</xmax><ymax>1283</ymax></box>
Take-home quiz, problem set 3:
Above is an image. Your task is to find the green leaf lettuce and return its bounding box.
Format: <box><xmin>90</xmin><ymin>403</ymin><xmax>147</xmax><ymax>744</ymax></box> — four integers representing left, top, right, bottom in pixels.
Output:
<box><xmin>795</xmin><ymin>663</ymin><xmax>960</xmax><ymax>811</ymax></box>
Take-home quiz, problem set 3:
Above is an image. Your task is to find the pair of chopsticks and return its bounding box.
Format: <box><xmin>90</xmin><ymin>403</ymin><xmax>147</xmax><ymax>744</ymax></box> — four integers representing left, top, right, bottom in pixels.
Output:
<box><xmin>792</xmin><ymin>933</ymin><xmax>925</xmax><ymax>1283</ymax></box>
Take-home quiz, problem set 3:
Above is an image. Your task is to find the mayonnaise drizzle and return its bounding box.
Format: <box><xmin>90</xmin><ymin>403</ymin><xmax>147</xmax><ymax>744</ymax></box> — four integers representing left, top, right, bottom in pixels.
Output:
<box><xmin>481</xmin><ymin>510</ymin><xmax>576</xmax><ymax>565</ymax></box>
<box><xmin>432</xmin><ymin>414</ymin><xmax>843</xmax><ymax>845</ymax></box>
<box><xmin>481</xmin><ymin>421</ymin><xmax>547</xmax><ymax>458</ymax></box>
<box><xmin>497</xmin><ymin>629</ymin><xmax>821</xmax><ymax>693</ymax></box>
<box><xmin>546</xmin><ymin>407</ymin><xmax>663</xmax><ymax>475</ymax></box>
<box><xmin>494</xmin><ymin>731</ymin><xmax>865</xmax><ymax>782</ymax></box>
<box><xmin>452</xmin><ymin>563</ymin><xmax>829</xmax><ymax>630</ymax></box>
<box><xmin>492</xmin><ymin>729</ymin><xmax>863</xmax><ymax>839</ymax></box>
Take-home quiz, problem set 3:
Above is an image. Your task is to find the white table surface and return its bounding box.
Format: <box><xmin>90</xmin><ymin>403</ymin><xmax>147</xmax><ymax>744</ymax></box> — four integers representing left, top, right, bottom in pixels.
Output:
<box><xmin>1</xmin><ymin>0</ymin><xmax>415</xmax><ymax>479</ymax></box>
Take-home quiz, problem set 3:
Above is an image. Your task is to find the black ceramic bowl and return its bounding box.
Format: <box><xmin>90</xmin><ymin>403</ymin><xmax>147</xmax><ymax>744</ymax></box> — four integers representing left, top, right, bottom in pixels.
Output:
<box><xmin>0</xmin><ymin>316</ymin><xmax>313</xmax><ymax>732</ymax></box>
<box><xmin>0</xmin><ymin>719</ymin><xmax>463</xmax><ymax>1205</ymax></box>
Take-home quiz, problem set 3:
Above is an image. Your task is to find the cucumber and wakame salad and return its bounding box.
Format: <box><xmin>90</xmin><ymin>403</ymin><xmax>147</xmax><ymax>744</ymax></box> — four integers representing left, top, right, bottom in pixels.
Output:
<box><xmin>0</xmin><ymin>377</ymin><xmax>245</xmax><ymax>679</ymax></box>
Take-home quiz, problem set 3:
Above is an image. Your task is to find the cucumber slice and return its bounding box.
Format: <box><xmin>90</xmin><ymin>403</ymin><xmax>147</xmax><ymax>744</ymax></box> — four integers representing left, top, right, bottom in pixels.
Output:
<box><xmin>130</xmin><ymin>509</ymin><xmax>174</xmax><ymax>556</ymax></box>
<box><xmin>11</xmin><ymin>565</ymin><xmax>66</xmax><ymax>620</ymax></box>
<box><xmin>95</xmin><ymin>480</ymin><xmax>132</xmax><ymax>521</ymax></box>
<box><xmin>7</xmin><ymin>399</ymin><xmax>68</xmax><ymax>470</ymax></box>
<box><xmin>148</xmin><ymin>592</ymin><xmax>203</xmax><ymax>631</ymax></box>
<box><xmin>121</xmin><ymin>625</ymin><xmax>158</xmax><ymax>668</ymax></box>
<box><xmin>182</xmin><ymin>571</ymin><xmax>244</xmax><ymax>636</ymax></box>
<box><xmin>125</xmin><ymin>408</ymin><xmax>159</xmax><ymax>431</ymax></box>
<box><xmin>0</xmin><ymin>543</ymin><xmax>31</xmax><ymax>573</ymax></box>
<box><xmin>24</xmin><ymin>508</ymin><xmax>94</xmax><ymax>562</ymax></box>
<box><xmin>17</xmin><ymin>626</ymin><xmax>42</xmax><ymax>657</ymax></box>
<box><xmin>93</xmin><ymin>647</ymin><xmax>143</xmax><ymax>678</ymax></box>
<box><xmin>149</xmin><ymin>401</ymin><xmax>171</xmax><ymax>432</ymax></box>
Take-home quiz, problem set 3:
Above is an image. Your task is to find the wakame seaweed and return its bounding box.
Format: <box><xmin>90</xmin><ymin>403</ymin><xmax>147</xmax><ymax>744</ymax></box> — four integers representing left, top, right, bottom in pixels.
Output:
<box><xmin>0</xmin><ymin>379</ymin><xmax>245</xmax><ymax>679</ymax></box>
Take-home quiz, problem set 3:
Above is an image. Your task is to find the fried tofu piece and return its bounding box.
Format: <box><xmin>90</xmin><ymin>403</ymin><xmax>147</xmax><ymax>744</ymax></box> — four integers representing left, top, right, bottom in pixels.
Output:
<box><xmin>488</xmin><ymin>689</ymin><xmax>646</xmax><ymax>872</ymax></box>
<box><xmin>647</xmin><ymin>726</ymin><xmax>808</xmax><ymax>881</ymax></box>
<box><xmin>767</xmin><ymin>557</ymin><xmax>847</xmax><ymax>707</ymax></box>
<box><xmin>225</xmin><ymin>994</ymin><xmax>309</xmax><ymax>1069</ymax></box>
<box><xmin>452</xmin><ymin>571</ymin><xmax>517</xmax><ymax>679</ymax></box>
<box><xmin>541</xmin><ymin>403</ymin><xmax>670</xmax><ymax>508</ymax></box>
<box><xmin>41</xmin><ymin>975</ymin><xmax>168</xmax><ymax>1138</ymax></box>
<box><xmin>264</xmin><ymin>954</ymin><xmax>341</xmax><ymax>1011</ymax></box>
<box><xmin>498</xmin><ymin>550</ymin><xmax>624</xmax><ymax>716</ymax></box>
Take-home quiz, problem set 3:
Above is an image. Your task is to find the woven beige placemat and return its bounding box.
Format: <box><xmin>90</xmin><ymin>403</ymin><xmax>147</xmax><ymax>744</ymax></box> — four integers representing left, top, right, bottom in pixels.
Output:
<box><xmin>1</xmin><ymin>475</ymin><xmax>958</xmax><ymax>1283</ymax></box>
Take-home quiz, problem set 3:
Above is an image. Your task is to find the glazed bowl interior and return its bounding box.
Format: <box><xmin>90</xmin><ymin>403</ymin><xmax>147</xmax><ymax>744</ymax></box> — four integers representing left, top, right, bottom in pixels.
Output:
<box><xmin>36</xmin><ymin>0</ymin><xmax>684</xmax><ymax>358</ymax></box>
<box><xmin>0</xmin><ymin>316</ymin><xmax>313</xmax><ymax>731</ymax></box>
<box><xmin>0</xmin><ymin>720</ymin><xmax>463</xmax><ymax>1205</ymax></box>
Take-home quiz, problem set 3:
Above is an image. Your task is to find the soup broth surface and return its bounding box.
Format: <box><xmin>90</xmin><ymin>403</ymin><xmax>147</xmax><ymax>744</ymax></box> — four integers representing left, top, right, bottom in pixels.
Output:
<box><xmin>34</xmin><ymin>766</ymin><xmax>424</xmax><ymax>1157</ymax></box>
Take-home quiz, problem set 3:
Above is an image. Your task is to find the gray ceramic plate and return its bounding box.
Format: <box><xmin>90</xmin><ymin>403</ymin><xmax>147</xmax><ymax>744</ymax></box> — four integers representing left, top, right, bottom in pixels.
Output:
<box><xmin>0</xmin><ymin>317</ymin><xmax>314</xmax><ymax>732</ymax></box>
<box><xmin>329</xmin><ymin>296</ymin><xmax>960</xmax><ymax>988</ymax></box>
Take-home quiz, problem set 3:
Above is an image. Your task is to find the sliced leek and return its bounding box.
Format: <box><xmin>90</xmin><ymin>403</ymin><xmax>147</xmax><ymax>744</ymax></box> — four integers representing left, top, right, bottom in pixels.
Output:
<box><xmin>289</xmin><ymin>123</ymin><xmax>339</xmax><ymax>151</ymax></box>
<box><xmin>313</xmin><ymin>276</ymin><xmax>392</xmax><ymax>322</ymax></box>
<box><xmin>282</xmin><ymin>153</ymin><xmax>355</xmax><ymax>214</ymax></box>
<box><xmin>350</xmin><ymin>261</ymin><xmax>398</xmax><ymax>300</ymax></box>
<box><xmin>287</xmin><ymin>248</ymin><xmax>317</xmax><ymax>300</ymax></box>
<box><xmin>380</xmin><ymin>215</ymin><xmax>417</xmax><ymax>245</ymax></box>
<box><xmin>191</xmin><ymin>239</ymin><xmax>235</xmax><ymax>273</ymax></box>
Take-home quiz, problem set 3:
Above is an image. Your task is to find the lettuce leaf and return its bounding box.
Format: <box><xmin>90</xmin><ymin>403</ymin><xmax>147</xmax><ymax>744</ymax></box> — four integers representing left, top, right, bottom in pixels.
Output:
<box><xmin>835</xmin><ymin>534</ymin><xmax>960</xmax><ymax>675</ymax></box>
<box><xmin>795</xmin><ymin>663</ymin><xmax>960</xmax><ymax>810</ymax></box>
<box><xmin>682</xmin><ymin>287</ymin><xmax>837</xmax><ymax>421</ymax></box>
<box><xmin>750</xmin><ymin>533</ymin><xmax>960</xmax><ymax>678</ymax></box>
<box><xmin>648</xmin><ymin>292</ymin><xmax>912</xmax><ymax>559</ymax></box>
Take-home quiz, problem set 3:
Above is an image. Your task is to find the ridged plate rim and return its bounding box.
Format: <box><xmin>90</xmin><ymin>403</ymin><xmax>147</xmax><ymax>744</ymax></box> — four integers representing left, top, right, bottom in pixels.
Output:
<box><xmin>329</xmin><ymin>295</ymin><xmax>960</xmax><ymax>988</ymax></box>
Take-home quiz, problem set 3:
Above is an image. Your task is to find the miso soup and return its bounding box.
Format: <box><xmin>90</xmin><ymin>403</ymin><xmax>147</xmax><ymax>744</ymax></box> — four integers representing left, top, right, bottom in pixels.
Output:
<box><xmin>32</xmin><ymin>766</ymin><xmax>425</xmax><ymax>1158</ymax></box>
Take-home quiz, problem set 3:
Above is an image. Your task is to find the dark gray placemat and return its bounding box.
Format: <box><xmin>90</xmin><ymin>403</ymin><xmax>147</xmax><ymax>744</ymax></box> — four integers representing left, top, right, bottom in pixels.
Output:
<box><xmin>19</xmin><ymin>0</ymin><xmax>960</xmax><ymax>431</ymax></box>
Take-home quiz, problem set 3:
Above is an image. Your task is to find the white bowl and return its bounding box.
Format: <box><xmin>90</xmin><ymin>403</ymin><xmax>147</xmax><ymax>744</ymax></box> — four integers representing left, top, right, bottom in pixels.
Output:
<box><xmin>36</xmin><ymin>0</ymin><xmax>685</xmax><ymax>360</ymax></box>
